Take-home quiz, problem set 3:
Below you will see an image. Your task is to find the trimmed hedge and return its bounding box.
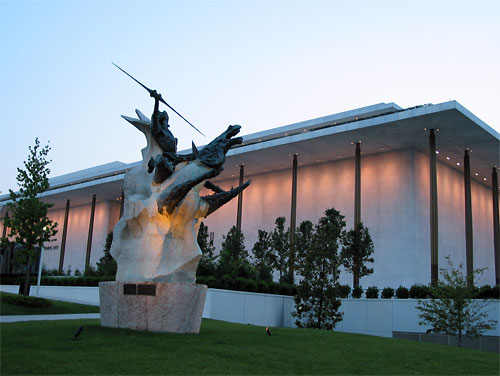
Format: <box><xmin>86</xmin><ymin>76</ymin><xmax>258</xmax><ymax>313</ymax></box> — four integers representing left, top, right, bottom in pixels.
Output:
<box><xmin>365</xmin><ymin>286</ymin><xmax>379</xmax><ymax>299</ymax></box>
<box><xmin>381</xmin><ymin>287</ymin><xmax>394</xmax><ymax>299</ymax></box>
<box><xmin>2</xmin><ymin>274</ymin><xmax>499</xmax><ymax>299</ymax></box>
<box><xmin>473</xmin><ymin>284</ymin><xmax>500</xmax><ymax>299</ymax></box>
<box><xmin>195</xmin><ymin>275</ymin><xmax>295</xmax><ymax>296</ymax></box>
<box><xmin>352</xmin><ymin>286</ymin><xmax>363</xmax><ymax>299</ymax></box>
<box><xmin>409</xmin><ymin>284</ymin><xmax>431</xmax><ymax>299</ymax></box>
<box><xmin>337</xmin><ymin>284</ymin><xmax>351</xmax><ymax>298</ymax></box>
<box><xmin>395</xmin><ymin>286</ymin><xmax>410</xmax><ymax>299</ymax></box>
<box><xmin>0</xmin><ymin>275</ymin><xmax>115</xmax><ymax>287</ymax></box>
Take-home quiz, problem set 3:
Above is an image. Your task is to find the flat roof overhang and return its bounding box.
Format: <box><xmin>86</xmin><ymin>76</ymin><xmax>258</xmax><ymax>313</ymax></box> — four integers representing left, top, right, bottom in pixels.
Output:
<box><xmin>1</xmin><ymin>100</ymin><xmax>498</xmax><ymax>213</ymax></box>
<box><xmin>220</xmin><ymin>101</ymin><xmax>499</xmax><ymax>184</ymax></box>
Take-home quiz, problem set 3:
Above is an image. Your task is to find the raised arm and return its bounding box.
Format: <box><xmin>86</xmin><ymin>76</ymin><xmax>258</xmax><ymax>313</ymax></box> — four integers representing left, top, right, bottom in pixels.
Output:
<box><xmin>150</xmin><ymin>90</ymin><xmax>162</xmax><ymax>131</ymax></box>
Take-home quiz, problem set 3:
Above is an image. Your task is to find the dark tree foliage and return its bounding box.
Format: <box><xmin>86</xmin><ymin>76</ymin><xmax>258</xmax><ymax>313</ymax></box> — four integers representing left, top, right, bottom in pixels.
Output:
<box><xmin>251</xmin><ymin>229</ymin><xmax>273</xmax><ymax>282</ymax></box>
<box><xmin>216</xmin><ymin>226</ymin><xmax>252</xmax><ymax>279</ymax></box>
<box><xmin>416</xmin><ymin>256</ymin><xmax>497</xmax><ymax>347</ymax></box>
<box><xmin>2</xmin><ymin>138</ymin><xmax>58</xmax><ymax>295</ymax></box>
<box><xmin>196</xmin><ymin>222</ymin><xmax>217</xmax><ymax>277</ymax></box>
<box><xmin>96</xmin><ymin>232</ymin><xmax>117</xmax><ymax>277</ymax></box>
<box><xmin>293</xmin><ymin>208</ymin><xmax>345</xmax><ymax>330</ymax></box>
<box><xmin>295</xmin><ymin>220</ymin><xmax>314</xmax><ymax>271</ymax></box>
<box><xmin>269</xmin><ymin>217</ymin><xmax>292</xmax><ymax>284</ymax></box>
<box><xmin>341</xmin><ymin>222</ymin><xmax>374</xmax><ymax>288</ymax></box>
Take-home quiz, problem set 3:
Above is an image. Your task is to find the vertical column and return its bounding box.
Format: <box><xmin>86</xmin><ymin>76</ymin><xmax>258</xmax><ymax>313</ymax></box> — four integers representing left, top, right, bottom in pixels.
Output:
<box><xmin>429</xmin><ymin>129</ymin><xmax>439</xmax><ymax>285</ymax></box>
<box><xmin>1</xmin><ymin>211</ymin><xmax>8</xmax><ymax>274</ymax></box>
<box><xmin>236</xmin><ymin>164</ymin><xmax>244</xmax><ymax>231</ymax></box>
<box><xmin>353</xmin><ymin>142</ymin><xmax>362</xmax><ymax>288</ymax></box>
<box><xmin>463</xmin><ymin>150</ymin><xmax>473</xmax><ymax>282</ymax></box>
<box><xmin>354</xmin><ymin>142</ymin><xmax>361</xmax><ymax>228</ymax></box>
<box><xmin>290</xmin><ymin>154</ymin><xmax>298</xmax><ymax>284</ymax></box>
<box><xmin>58</xmin><ymin>199</ymin><xmax>70</xmax><ymax>274</ymax></box>
<box><xmin>492</xmin><ymin>167</ymin><xmax>499</xmax><ymax>285</ymax></box>
<box><xmin>119</xmin><ymin>189</ymin><xmax>125</xmax><ymax>218</ymax></box>
<box><xmin>85</xmin><ymin>194</ymin><xmax>96</xmax><ymax>273</ymax></box>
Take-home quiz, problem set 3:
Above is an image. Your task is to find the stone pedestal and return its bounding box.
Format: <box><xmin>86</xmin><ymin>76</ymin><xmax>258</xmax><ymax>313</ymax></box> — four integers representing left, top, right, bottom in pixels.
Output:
<box><xmin>99</xmin><ymin>281</ymin><xmax>207</xmax><ymax>333</ymax></box>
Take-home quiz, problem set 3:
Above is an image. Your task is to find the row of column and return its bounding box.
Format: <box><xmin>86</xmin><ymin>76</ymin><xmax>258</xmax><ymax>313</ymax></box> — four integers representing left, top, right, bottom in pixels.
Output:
<box><xmin>1</xmin><ymin>191</ymin><xmax>126</xmax><ymax>275</ymax></box>
<box><xmin>428</xmin><ymin>129</ymin><xmax>500</xmax><ymax>285</ymax></box>
<box><xmin>57</xmin><ymin>193</ymin><xmax>98</xmax><ymax>274</ymax></box>
<box><xmin>234</xmin><ymin>135</ymin><xmax>500</xmax><ymax>285</ymax></box>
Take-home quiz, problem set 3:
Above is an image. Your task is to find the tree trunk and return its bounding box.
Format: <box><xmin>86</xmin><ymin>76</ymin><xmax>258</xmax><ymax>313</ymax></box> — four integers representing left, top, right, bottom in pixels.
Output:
<box><xmin>23</xmin><ymin>255</ymin><xmax>31</xmax><ymax>296</ymax></box>
<box><xmin>353</xmin><ymin>270</ymin><xmax>360</xmax><ymax>289</ymax></box>
<box><xmin>457</xmin><ymin>308</ymin><xmax>463</xmax><ymax>347</ymax></box>
<box><xmin>318</xmin><ymin>297</ymin><xmax>323</xmax><ymax>329</ymax></box>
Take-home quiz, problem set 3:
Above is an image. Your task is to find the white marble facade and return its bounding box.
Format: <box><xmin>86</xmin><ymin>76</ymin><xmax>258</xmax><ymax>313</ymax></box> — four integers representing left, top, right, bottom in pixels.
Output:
<box><xmin>9</xmin><ymin>146</ymin><xmax>495</xmax><ymax>288</ymax></box>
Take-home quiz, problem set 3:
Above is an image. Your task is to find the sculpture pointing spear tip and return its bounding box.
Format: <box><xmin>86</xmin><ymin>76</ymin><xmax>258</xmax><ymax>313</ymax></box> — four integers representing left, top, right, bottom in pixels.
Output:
<box><xmin>100</xmin><ymin>62</ymin><xmax>252</xmax><ymax>335</ymax></box>
<box><xmin>112</xmin><ymin>62</ymin><xmax>205</xmax><ymax>137</ymax></box>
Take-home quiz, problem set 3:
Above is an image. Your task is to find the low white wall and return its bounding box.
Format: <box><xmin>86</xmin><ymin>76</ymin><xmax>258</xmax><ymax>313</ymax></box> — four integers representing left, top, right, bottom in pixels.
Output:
<box><xmin>2</xmin><ymin>285</ymin><xmax>498</xmax><ymax>338</ymax></box>
<box><xmin>29</xmin><ymin>285</ymin><xmax>100</xmax><ymax>306</ymax></box>
<box><xmin>203</xmin><ymin>288</ymin><xmax>295</xmax><ymax>327</ymax></box>
<box><xmin>0</xmin><ymin>285</ymin><xmax>20</xmax><ymax>294</ymax></box>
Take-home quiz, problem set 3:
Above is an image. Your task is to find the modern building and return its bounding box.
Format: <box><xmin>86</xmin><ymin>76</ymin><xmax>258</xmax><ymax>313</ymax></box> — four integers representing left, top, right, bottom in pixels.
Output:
<box><xmin>1</xmin><ymin>101</ymin><xmax>499</xmax><ymax>288</ymax></box>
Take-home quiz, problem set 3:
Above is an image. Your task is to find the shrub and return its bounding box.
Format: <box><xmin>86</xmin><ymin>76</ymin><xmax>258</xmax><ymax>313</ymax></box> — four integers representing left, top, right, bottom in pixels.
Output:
<box><xmin>1</xmin><ymin>293</ymin><xmax>52</xmax><ymax>309</ymax></box>
<box><xmin>417</xmin><ymin>256</ymin><xmax>497</xmax><ymax>347</ymax></box>
<box><xmin>234</xmin><ymin>277</ymin><xmax>252</xmax><ymax>291</ymax></box>
<box><xmin>219</xmin><ymin>275</ymin><xmax>234</xmax><ymax>290</ymax></box>
<box><xmin>409</xmin><ymin>284</ymin><xmax>431</xmax><ymax>299</ymax></box>
<box><xmin>365</xmin><ymin>286</ymin><xmax>379</xmax><ymax>299</ymax></box>
<box><xmin>474</xmin><ymin>285</ymin><xmax>498</xmax><ymax>299</ymax></box>
<box><xmin>337</xmin><ymin>284</ymin><xmax>351</xmax><ymax>298</ymax></box>
<box><xmin>257</xmin><ymin>280</ymin><xmax>269</xmax><ymax>294</ymax></box>
<box><xmin>41</xmin><ymin>267</ymin><xmax>59</xmax><ymax>276</ymax></box>
<box><xmin>396</xmin><ymin>286</ymin><xmax>409</xmax><ymax>299</ymax></box>
<box><xmin>352</xmin><ymin>286</ymin><xmax>363</xmax><ymax>299</ymax></box>
<box><xmin>204</xmin><ymin>276</ymin><xmax>218</xmax><ymax>288</ymax></box>
<box><xmin>493</xmin><ymin>284</ymin><xmax>500</xmax><ymax>299</ymax></box>
<box><xmin>195</xmin><ymin>275</ymin><xmax>207</xmax><ymax>285</ymax></box>
<box><xmin>244</xmin><ymin>279</ymin><xmax>258</xmax><ymax>292</ymax></box>
<box><xmin>269</xmin><ymin>282</ymin><xmax>281</xmax><ymax>294</ymax></box>
<box><xmin>279</xmin><ymin>282</ymin><xmax>293</xmax><ymax>296</ymax></box>
<box><xmin>381</xmin><ymin>287</ymin><xmax>394</xmax><ymax>299</ymax></box>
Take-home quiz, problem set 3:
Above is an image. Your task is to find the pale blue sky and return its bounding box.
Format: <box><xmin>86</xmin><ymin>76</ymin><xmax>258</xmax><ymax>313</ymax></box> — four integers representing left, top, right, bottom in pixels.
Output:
<box><xmin>1</xmin><ymin>0</ymin><xmax>499</xmax><ymax>194</ymax></box>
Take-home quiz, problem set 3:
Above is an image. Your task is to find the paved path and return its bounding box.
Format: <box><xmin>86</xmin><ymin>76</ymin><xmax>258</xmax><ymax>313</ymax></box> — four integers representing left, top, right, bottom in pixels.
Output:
<box><xmin>0</xmin><ymin>313</ymin><xmax>100</xmax><ymax>323</ymax></box>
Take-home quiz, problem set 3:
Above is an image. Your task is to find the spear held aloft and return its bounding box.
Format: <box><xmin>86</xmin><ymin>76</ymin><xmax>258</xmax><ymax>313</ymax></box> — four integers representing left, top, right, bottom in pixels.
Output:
<box><xmin>112</xmin><ymin>62</ymin><xmax>205</xmax><ymax>137</ymax></box>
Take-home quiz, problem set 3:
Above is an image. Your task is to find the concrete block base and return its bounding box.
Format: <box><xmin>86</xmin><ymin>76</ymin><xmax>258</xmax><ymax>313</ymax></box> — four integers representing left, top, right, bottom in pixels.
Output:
<box><xmin>99</xmin><ymin>281</ymin><xmax>207</xmax><ymax>333</ymax></box>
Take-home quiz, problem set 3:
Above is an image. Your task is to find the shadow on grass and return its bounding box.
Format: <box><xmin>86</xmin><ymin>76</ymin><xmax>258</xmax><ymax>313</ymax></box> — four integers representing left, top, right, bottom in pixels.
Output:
<box><xmin>0</xmin><ymin>292</ymin><xmax>100</xmax><ymax>316</ymax></box>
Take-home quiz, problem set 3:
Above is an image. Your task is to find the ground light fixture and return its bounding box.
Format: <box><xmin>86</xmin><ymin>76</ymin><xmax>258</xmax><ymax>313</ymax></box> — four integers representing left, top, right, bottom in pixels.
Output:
<box><xmin>265</xmin><ymin>326</ymin><xmax>272</xmax><ymax>336</ymax></box>
<box><xmin>72</xmin><ymin>325</ymin><xmax>83</xmax><ymax>340</ymax></box>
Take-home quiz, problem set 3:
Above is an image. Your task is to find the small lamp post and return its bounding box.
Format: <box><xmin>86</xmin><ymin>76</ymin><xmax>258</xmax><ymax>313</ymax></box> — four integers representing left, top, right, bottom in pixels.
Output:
<box><xmin>36</xmin><ymin>226</ymin><xmax>47</xmax><ymax>296</ymax></box>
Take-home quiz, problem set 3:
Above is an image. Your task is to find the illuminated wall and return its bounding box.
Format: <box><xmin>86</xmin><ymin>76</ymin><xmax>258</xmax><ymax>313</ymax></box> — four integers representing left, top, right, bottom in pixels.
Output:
<box><xmin>1</xmin><ymin>148</ymin><xmax>496</xmax><ymax>287</ymax></box>
<box><xmin>203</xmin><ymin>148</ymin><xmax>497</xmax><ymax>287</ymax></box>
<box><xmin>41</xmin><ymin>200</ymin><xmax>120</xmax><ymax>273</ymax></box>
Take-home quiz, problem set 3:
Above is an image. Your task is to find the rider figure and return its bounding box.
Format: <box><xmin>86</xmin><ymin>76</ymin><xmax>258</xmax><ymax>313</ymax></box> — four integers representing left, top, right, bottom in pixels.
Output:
<box><xmin>150</xmin><ymin>90</ymin><xmax>177</xmax><ymax>153</ymax></box>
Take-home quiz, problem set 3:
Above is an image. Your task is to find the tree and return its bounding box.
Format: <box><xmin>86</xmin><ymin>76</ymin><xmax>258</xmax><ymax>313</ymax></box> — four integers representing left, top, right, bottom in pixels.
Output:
<box><xmin>341</xmin><ymin>222</ymin><xmax>374</xmax><ymax>288</ymax></box>
<box><xmin>416</xmin><ymin>256</ymin><xmax>497</xmax><ymax>347</ymax></box>
<box><xmin>1</xmin><ymin>138</ymin><xmax>57</xmax><ymax>295</ymax></box>
<box><xmin>196</xmin><ymin>222</ymin><xmax>217</xmax><ymax>276</ymax></box>
<box><xmin>96</xmin><ymin>232</ymin><xmax>117</xmax><ymax>277</ymax></box>
<box><xmin>216</xmin><ymin>226</ymin><xmax>252</xmax><ymax>279</ymax></box>
<box><xmin>293</xmin><ymin>208</ymin><xmax>345</xmax><ymax>329</ymax></box>
<box><xmin>268</xmin><ymin>217</ymin><xmax>292</xmax><ymax>284</ymax></box>
<box><xmin>295</xmin><ymin>220</ymin><xmax>314</xmax><ymax>271</ymax></box>
<box><xmin>251</xmin><ymin>229</ymin><xmax>273</xmax><ymax>282</ymax></box>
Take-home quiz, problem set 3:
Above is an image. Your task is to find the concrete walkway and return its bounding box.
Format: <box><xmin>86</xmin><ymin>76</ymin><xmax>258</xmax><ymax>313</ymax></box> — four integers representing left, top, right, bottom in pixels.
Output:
<box><xmin>0</xmin><ymin>313</ymin><xmax>100</xmax><ymax>323</ymax></box>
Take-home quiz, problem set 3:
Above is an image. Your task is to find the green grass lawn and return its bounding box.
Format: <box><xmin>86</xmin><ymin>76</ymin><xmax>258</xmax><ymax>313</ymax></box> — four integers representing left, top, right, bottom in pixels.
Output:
<box><xmin>1</xmin><ymin>318</ymin><xmax>498</xmax><ymax>375</ymax></box>
<box><xmin>0</xmin><ymin>292</ymin><xmax>100</xmax><ymax>315</ymax></box>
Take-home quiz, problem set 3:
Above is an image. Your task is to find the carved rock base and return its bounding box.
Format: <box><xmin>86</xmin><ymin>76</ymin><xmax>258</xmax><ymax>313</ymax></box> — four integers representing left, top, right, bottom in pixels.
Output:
<box><xmin>99</xmin><ymin>281</ymin><xmax>207</xmax><ymax>333</ymax></box>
